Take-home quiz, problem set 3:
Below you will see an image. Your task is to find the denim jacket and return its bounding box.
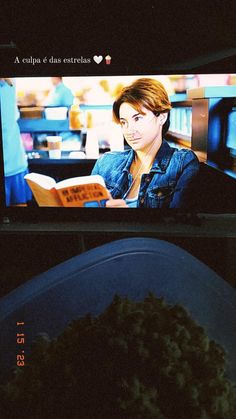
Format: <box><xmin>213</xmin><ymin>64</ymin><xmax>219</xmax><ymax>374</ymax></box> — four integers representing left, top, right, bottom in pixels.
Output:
<box><xmin>92</xmin><ymin>140</ymin><xmax>199</xmax><ymax>208</ymax></box>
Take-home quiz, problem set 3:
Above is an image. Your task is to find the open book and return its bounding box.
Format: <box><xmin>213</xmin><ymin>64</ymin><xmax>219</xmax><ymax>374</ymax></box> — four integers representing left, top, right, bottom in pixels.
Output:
<box><xmin>24</xmin><ymin>173</ymin><xmax>110</xmax><ymax>207</ymax></box>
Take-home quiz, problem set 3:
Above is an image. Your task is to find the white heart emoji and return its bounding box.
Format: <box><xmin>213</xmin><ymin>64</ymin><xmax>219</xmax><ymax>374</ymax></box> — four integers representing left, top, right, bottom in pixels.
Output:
<box><xmin>93</xmin><ymin>55</ymin><xmax>103</xmax><ymax>64</ymax></box>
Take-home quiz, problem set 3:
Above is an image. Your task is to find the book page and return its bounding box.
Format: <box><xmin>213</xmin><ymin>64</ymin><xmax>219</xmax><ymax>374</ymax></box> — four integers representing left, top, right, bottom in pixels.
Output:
<box><xmin>24</xmin><ymin>173</ymin><xmax>57</xmax><ymax>189</ymax></box>
<box><xmin>55</xmin><ymin>174</ymin><xmax>106</xmax><ymax>189</ymax></box>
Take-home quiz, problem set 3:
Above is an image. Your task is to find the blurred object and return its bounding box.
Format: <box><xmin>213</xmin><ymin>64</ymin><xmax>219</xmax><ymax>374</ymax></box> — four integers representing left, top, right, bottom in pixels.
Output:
<box><xmin>17</xmin><ymin>91</ymin><xmax>37</xmax><ymax>106</ymax></box>
<box><xmin>69</xmin><ymin>104</ymin><xmax>82</xmax><ymax>130</ymax></box>
<box><xmin>228</xmin><ymin>74</ymin><xmax>236</xmax><ymax>85</ymax></box>
<box><xmin>33</xmin><ymin>133</ymin><xmax>48</xmax><ymax>150</ymax></box>
<box><xmin>99</xmin><ymin>79</ymin><xmax>110</xmax><ymax>93</ymax></box>
<box><xmin>85</xmin><ymin>128</ymin><xmax>99</xmax><ymax>158</ymax></box>
<box><xmin>86</xmin><ymin>111</ymin><xmax>93</xmax><ymax>128</ymax></box>
<box><xmin>108</xmin><ymin>122</ymin><xmax>124</xmax><ymax>151</ymax></box>
<box><xmin>112</xmin><ymin>82</ymin><xmax>124</xmax><ymax>98</ymax></box>
<box><xmin>83</xmin><ymin>108</ymin><xmax>112</xmax><ymax>149</ymax></box>
<box><xmin>169</xmin><ymin>75</ymin><xmax>197</xmax><ymax>94</ymax></box>
<box><xmin>44</xmin><ymin>106</ymin><xmax>68</xmax><ymax>120</ymax></box>
<box><xmin>20</xmin><ymin>107</ymin><xmax>44</xmax><ymax>119</ymax></box>
<box><xmin>84</xmin><ymin>80</ymin><xmax>113</xmax><ymax>104</ymax></box>
<box><xmin>195</xmin><ymin>74</ymin><xmax>231</xmax><ymax>87</ymax></box>
<box><xmin>69</xmin><ymin>151</ymin><xmax>86</xmax><ymax>159</ymax></box>
<box><xmin>27</xmin><ymin>151</ymin><xmax>41</xmax><ymax>159</ymax></box>
<box><xmin>175</xmin><ymin>75</ymin><xmax>187</xmax><ymax>93</ymax></box>
<box><xmin>44</xmin><ymin>77</ymin><xmax>74</xmax><ymax>107</ymax></box>
<box><xmin>46</xmin><ymin>136</ymin><xmax>62</xmax><ymax>159</ymax></box>
<box><xmin>21</xmin><ymin>133</ymin><xmax>33</xmax><ymax>151</ymax></box>
<box><xmin>61</xmin><ymin>140</ymin><xmax>82</xmax><ymax>151</ymax></box>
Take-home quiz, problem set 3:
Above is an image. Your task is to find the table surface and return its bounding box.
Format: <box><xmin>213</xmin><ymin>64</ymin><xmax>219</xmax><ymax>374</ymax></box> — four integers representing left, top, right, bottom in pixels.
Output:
<box><xmin>1</xmin><ymin>214</ymin><xmax>236</xmax><ymax>237</ymax></box>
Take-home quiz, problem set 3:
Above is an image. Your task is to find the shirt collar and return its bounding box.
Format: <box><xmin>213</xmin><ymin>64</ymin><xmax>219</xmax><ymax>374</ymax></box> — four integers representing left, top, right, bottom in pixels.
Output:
<box><xmin>122</xmin><ymin>149</ymin><xmax>135</xmax><ymax>173</ymax></box>
<box><xmin>122</xmin><ymin>140</ymin><xmax>174</xmax><ymax>174</ymax></box>
<box><xmin>151</xmin><ymin>139</ymin><xmax>175</xmax><ymax>172</ymax></box>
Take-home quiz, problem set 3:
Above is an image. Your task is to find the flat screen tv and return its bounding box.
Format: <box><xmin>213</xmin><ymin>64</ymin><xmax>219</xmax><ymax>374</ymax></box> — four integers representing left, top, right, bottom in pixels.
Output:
<box><xmin>0</xmin><ymin>70</ymin><xmax>236</xmax><ymax>224</ymax></box>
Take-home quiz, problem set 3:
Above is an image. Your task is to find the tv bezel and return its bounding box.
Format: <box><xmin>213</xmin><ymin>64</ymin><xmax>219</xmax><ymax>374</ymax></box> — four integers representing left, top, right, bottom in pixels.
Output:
<box><xmin>0</xmin><ymin>65</ymin><xmax>236</xmax><ymax>226</ymax></box>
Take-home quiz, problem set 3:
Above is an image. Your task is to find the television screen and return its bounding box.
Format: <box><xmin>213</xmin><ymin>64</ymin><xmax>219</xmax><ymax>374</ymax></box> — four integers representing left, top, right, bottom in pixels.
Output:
<box><xmin>1</xmin><ymin>72</ymin><xmax>236</xmax><ymax>222</ymax></box>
